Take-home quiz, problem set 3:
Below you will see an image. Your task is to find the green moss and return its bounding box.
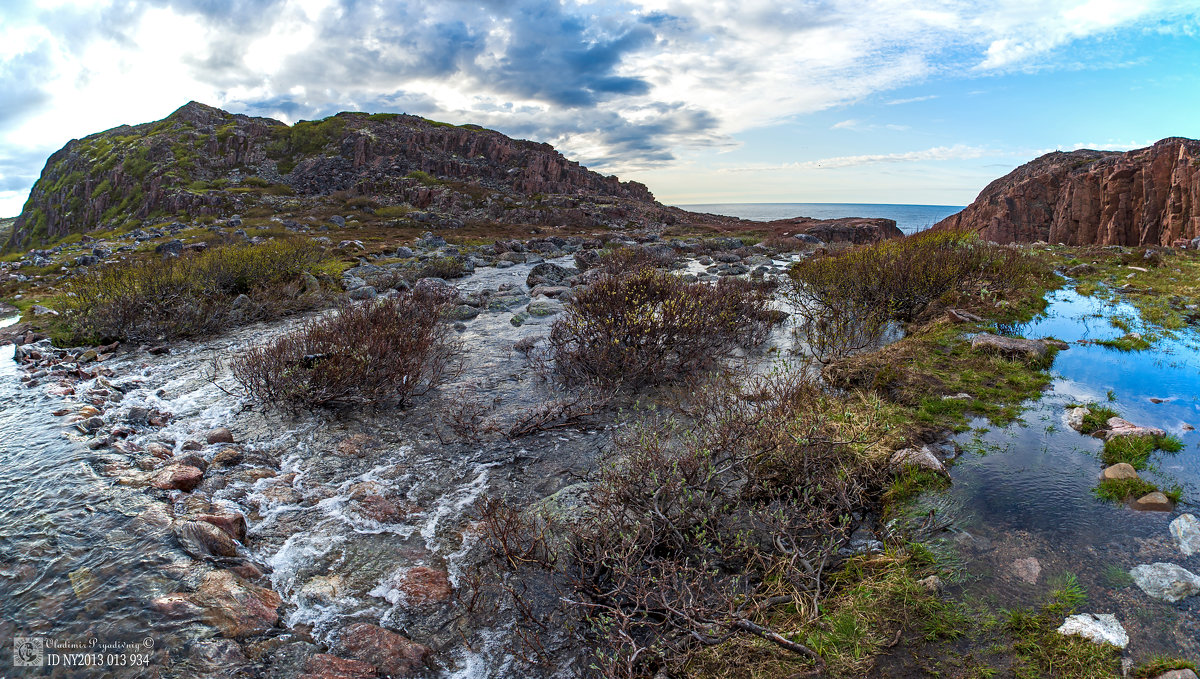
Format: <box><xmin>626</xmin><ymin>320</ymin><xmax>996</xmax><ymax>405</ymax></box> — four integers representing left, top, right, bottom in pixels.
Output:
<box><xmin>405</xmin><ymin>170</ymin><xmax>443</xmax><ymax>186</ymax></box>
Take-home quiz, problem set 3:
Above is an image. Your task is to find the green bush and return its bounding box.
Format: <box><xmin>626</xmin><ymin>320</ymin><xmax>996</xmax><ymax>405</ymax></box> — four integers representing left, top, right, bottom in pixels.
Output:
<box><xmin>56</xmin><ymin>239</ymin><xmax>327</xmax><ymax>344</ymax></box>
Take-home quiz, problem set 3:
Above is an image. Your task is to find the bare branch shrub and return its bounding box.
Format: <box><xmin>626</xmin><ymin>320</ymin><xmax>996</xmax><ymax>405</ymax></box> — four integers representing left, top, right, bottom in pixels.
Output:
<box><xmin>231</xmin><ymin>289</ymin><xmax>459</xmax><ymax>409</ymax></box>
<box><xmin>58</xmin><ymin>239</ymin><xmax>328</xmax><ymax>344</ymax></box>
<box><xmin>549</xmin><ymin>270</ymin><xmax>777</xmax><ymax>388</ymax></box>
<box><xmin>468</xmin><ymin>369</ymin><xmax>893</xmax><ymax>678</ymax></box>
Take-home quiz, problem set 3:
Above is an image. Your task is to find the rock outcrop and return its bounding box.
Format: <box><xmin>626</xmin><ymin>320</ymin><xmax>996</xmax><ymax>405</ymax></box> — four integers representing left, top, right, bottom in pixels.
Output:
<box><xmin>934</xmin><ymin>138</ymin><xmax>1200</xmax><ymax>246</ymax></box>
<box><xmin>8</xmin><ymin>101</ymin><xmax>906</xmax><ymax>250</ymax></box>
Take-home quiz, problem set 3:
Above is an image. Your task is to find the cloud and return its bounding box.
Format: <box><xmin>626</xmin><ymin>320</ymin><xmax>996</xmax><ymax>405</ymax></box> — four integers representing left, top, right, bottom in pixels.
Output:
<box><xmin>725</xmin><ymin>145</ymin><xmax>991</xmax><ymax>172</ymax></box>
<box><xmin>885</xmin><ymin>94</ymin><xmax>938</xmax><ymax>105</ymax></box>
<box><xmin>0</xmin><ymin>0</ymin><xmax>1197</xmax><ymax>216</ymax></box>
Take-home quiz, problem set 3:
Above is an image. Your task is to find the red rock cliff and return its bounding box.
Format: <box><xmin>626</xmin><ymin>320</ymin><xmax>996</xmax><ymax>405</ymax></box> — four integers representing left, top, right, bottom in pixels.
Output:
<box><xmin>934</xmin><ymin>138</ymin><xmax>1200</xmax><ymax>246</ymax></box>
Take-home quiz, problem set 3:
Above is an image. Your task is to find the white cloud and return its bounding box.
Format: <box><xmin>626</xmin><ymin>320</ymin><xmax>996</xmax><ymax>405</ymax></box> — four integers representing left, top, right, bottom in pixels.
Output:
<box><xmin>724</xmin><ymin>144</ymin><xmax>992</xmax><ymax>172</ymax></box>
<box><xmin>0</xmin><ymin>0</ymin><xmax>1197</xmax><ymax>216</ymax></box>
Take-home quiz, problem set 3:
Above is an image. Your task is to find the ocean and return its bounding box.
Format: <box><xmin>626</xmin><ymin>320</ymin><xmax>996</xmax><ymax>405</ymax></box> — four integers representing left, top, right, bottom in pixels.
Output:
<box><xmin>676</xmin><ymin>202</ymin><xmax>965</xmax><ymax>236</ymax></box>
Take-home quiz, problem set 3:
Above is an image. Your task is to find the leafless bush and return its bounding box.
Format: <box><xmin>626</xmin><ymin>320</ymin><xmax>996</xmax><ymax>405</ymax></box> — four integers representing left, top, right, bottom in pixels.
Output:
<box><xmin>468</xmin><ymin>369</ymin><xmax>891</xmax><ymax>678</ymax></box>
<box><xmin>231</xmin><ymin>289</ymin><xmax>459</xmax><ymax>409</ymax></box>
<box><xmin>593</xmin><ymin>245</ymin><xmax>676</xmax><ymax>275</ymax></box>
<box><xmin>549</xmin><ymin>269</ymin><xmax>777</xmax><ymax>388</ymax></box>
<box><xmin>436</xmin><ymin>382</ymin><xmax>611</xmax><ymax>442</ymax></box>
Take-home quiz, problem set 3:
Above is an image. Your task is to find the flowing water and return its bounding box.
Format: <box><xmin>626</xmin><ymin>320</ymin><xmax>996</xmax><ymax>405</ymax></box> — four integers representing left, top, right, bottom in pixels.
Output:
<box><xmin>2</xmin><ymin>264</ymin><xmax>1197</xmax><ymax>676</ymax></box>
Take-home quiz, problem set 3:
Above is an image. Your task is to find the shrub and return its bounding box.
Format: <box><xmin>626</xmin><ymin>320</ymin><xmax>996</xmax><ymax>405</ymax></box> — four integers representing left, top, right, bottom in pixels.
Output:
<box><xmin>231</xmin><ymin>290</ymin><xmax>459</xmax><ymax>409</ymax></box>
<box><xmin>548</xmin><ymin>269</ymin><xmax>777</xmax><ymax>387</ymax></box>
<box><xmin>56</xmin><ymin>239</ymin><xmax>327</xmax><ymax>344</ymax></box>
<box><xmin>788</xmin><ymin>229</ymin><xmax>1045</xmax><ymax>324</ymax></box>
<box><xmin>417</xmin><ymin>256</ymin><xmax>470</xmax><ymax>279</ymax></box>
<box><xmin>592</xmin><ymin>245</ymin><xmax>676</xmax><ymax>275</ymax></box>
<box><xmin>469</xmin><ymin>370</ymin><xmax>897</xmax><ymax>677</ymax></box>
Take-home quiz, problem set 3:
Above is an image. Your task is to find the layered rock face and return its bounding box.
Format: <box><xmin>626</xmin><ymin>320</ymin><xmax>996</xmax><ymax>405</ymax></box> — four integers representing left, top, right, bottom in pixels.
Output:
<box><xmin>935</xmin><ymin>138</ymin><xmax>1200</xmax><ymax>246</ymax></box>
<box><xmin>8</xmin><ymin>102</ymin><xmax>664</xmax><ymax>248</ymax></box>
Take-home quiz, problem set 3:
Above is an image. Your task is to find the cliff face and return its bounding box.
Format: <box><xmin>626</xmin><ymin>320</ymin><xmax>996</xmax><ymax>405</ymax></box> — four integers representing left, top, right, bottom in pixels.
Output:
<box><xmin>8</xmin><ymin>102</ymin><xmax>661</xmax><ymax>248</ymax></box>
<box><xmin>934</xmin><ymin>138</ymin><xmax>1200</xmax><ymax>246</ymax></box>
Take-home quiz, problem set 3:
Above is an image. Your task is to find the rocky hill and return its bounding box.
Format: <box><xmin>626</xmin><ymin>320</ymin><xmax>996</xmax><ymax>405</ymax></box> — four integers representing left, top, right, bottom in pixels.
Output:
<box><xmin>7</xmin><ymin>102</ymin><xmax>669</xmax><ymax>249</ymax></box>
<box><xmin>7</xmin><ymin>102</ymin><xmax>903</xmax><ymax>251</ymax></box>
<box><xmin>934</xmin><ymin>138</ymin><xmax>1200</xmax><ymax>246</ymax></box>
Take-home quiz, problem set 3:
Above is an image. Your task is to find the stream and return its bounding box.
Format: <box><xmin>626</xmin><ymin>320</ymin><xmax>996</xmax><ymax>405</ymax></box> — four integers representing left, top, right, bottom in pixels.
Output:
<box><xmin>1</xmin><ymin>268</ymin><xmax>1197</xmax><ymax>676</ymax></box>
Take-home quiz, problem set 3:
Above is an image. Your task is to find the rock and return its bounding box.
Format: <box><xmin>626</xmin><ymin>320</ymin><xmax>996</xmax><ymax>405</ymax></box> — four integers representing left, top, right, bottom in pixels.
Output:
<box><xmin>1170</xmin><ymin>514</ymin><xmax>1200</xmax><ymax>556</ymax></box>
<box><xmin>530</xmin><ymin>284</ymin><xmax>570</xmax><ymax>298</ymax></box>
<box><xmin>1151</xmin><ymin>671</ymin><xmax>1199</xmax><ymax>679</ymax></box>
<box><xmin>197</xmin><ymin>512</ymin><xmax>248</xmax><ymax>542</ymax></box>
<box><xmin>1129</xmin><ymin>562</ymin><xmax>1200</xmax><ymax>601</ymax></box>
<box><xmin>526</xmin><ymin>299</ymin><xmax>564</xmax><ymax>317</ymax></box>
<box><xmin>1101</xmin><ymin>463</ymin><xmax>1138</xmax><ymax>481</ymax></box>
<box><xmin>190</xmin><ymin>569</ymin><xmax>282</xmax><ymax>638</ymax></box>
<box><xmin>348</xmin><ymin>286</ymin><xmax>378</xmax><ymax>300</ymax></box>
<box><xmin>146</xmin><ymin>442</ymin><xmax>173</xmax><ymax>458</ymax></box>
<box><xmin>889</xmin><ymin>445</ymin><xmax>945</xmax><ymax>474</ymax></box>
<box><xmin>232</xmin><ymin>293</ymin><xmax>251</xmax><ymax>310</ymax></box>
<box><xmin>68</xmin><ymin>567</ymin><xmax>98</xmax><ymax>599</ymax></box>
<box><xmin>1131</xmin><ymin>492</ymin><xmax>1173</xmax><ymax>511</ymax></box>
<box><xmin>1056</xmin><ymin>613</ymin><xmax>1129</xmax><ymax>648</ymax></box>
<box><xmin>151</xmin><ymin>464</ymin><xmax>204</xmax><ymax>491</ymax></box>
<box><xmin>175</xmin><ymin>519</ymin><xmax>240</xmax><ymax>558</ymax></box>
<box><xmin>330</xmin><ymin>215</ymin><xmax>346</xmax><ymax>227</ymax></box>
<box><xmin>301</xmin><ymin>654</ymin><xmax>379</xmax><ymax>679</ymax></box>
<box><xmin>155</xmin><ymin>239</ymin><xmax>184</xmax><ymax>255</ymax></box>
<box><xmin>336</xmin><ymin>623</ymin><xmax>432</xmax><ymax>677</ymax></box>
<box><xmin>211</xmin><ymin>447</ymin><xmax>244</xmax><ymax>468</ymax></box>
<box><xmin>1010</xmin><ymin>557</ymin><xmax>1041</xmax><ymax>584</ymax></box>
<box><xmin>206</xmin><ymin>427</ymin><xmax>235</xmax><ymax>444</ymax></box>
<box><xmin>1066</xmin><ymin>406</ymin><xmax>1089</xmax><ymax>432</ymax></box>
<box><xmin>150</xmin><ymin>593</ymin><xmax>203</xmax><ymax>619</ymax></box>
<box><xmin>388</xmin><ymin>567</ymin><xmax>453</xmax><ymax>606</ymax></box>
<box><xmin>301</xmin><ymin>272</ymin><xmax>321</xmax><ymax>294</ymax></box>
<box><xmin>917</xmin><ymin>575</ymin><xmax>943</xmax><ymax>594</ymax></box>
<box><xmin>970</xmin><ymin>333</ymin><xmax>1049</xmax><ymax>362</ymax></box>
<box><xmin>445</xmin><ymin>304</ymin><xmax>479</xmax><ymax>321</ymax></box>
<box><xmin>31</xmin><ymin>304</ymin><xmax>58</xmax><ymax>317</ymax></box>
<box><xmin>933</xmin><ymin>138</ymin><xmax>1200</xmax><ymax>246</ymax></box>
<box><xmin>125</xmin><ymin>406</ymin><xmax>151</xmax><ymax>424</ymax></box>
<box><xmin>1104</xmin><ymin>417</ymin><xmax>1167</xmax><ymax>440</ymax></box>
<box><xmin>526</xmin><ymin>261</ymin><xmax>576</xmax><ymax>288</ymax></box>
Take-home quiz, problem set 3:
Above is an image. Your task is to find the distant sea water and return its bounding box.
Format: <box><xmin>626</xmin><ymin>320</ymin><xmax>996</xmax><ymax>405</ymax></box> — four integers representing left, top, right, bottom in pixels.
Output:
<box><xmin>677</xmin><ymin>203</ymin><xmax>965</xmax><ymax>236</ymax></box>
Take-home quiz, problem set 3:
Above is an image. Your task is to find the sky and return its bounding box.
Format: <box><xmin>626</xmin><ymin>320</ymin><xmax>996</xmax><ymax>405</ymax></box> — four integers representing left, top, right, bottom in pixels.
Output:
<box><xmin>2</xmin><ymin>0</ymin><xmax>1200</xmax><ymax>216</ymax></box>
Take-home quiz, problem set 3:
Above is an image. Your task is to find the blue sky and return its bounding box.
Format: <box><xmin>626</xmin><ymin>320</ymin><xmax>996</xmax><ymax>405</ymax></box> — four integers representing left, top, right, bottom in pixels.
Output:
<box><xmin>1</xmin><ymin>0</ymin><xmax>1199</xmax><ymax>216</ymax></box>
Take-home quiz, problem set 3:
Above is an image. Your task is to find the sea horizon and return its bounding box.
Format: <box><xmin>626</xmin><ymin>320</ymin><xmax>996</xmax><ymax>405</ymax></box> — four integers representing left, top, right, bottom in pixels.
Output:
<box><xmin>676</xmin><ymin>202</ymin><xmax>965</xmax><ymax>235</ymax></box>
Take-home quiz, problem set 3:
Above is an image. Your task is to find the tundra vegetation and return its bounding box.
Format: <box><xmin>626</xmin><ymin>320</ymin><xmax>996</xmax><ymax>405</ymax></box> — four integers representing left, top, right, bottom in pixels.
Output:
<box><xmin>463</xmin><ymin>232</ymin><xmax>1168</xmax><ymax>678</ymax></box>
<box><xmin>54</xmin><ymin>238</ymin><xmax>328</xmax><ymax>344</ymax></box>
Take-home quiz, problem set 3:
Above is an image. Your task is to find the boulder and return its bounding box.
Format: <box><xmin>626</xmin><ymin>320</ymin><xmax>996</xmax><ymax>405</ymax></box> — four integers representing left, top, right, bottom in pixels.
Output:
<box><xmin>336</xmin><ymin>623</ymin><xmax>432</xmax><ymax>677</ymax></box>
<box><xmin>197</xmin><ymin>512</ymin><xmax>248</xmax><ymax>542</ymax></box>
<box><xmin>1055</xmin><ymin>613</ymin><xmax>1129</xmax><ymax>648</ymax></box>
<box><xmin>206</xmin><ymin>427</ymin><xmax>235</xmax><ymax>444</ymax></box>
<box><xmin>1131</xmin><ymin>491</ymin><xmax>1173</xmax><ymax>511</ymax></box>
<box><xmin>175</xmin><ymin>519</ymin><xmax>239</xmax><ymax>558</ymax></box>
<box><xmin>1151</xmin><ymin>671</ymin><xmax>1198</xmax><ymax>679</ymax></box>
<box><xmin>1104</xmin><ymin>417</ymin><xmax>1166</xmax><ymax>440</ymax></box>
<box><xmin>889</xmin><ymin>445</ymin><xmax>945</xmax><ymax>474</ymax></box>
<box><xmin>151</xmin><ymin>464</ymin><xmax>203</xmax><ymax>491</ymax></box>
<box><xmin>1101</xmin><ymin>463</ymin><xmax>1138</xmax><ymax>481</ymax></box>
<box><xmin>970</xmin><ymin>333</ymin><xmax>1049</xmax><ymax>362</ymax></box>
<box><xmin>1170</xmin><ymin>514</ymin><xmax>1200</xmax><ymax>556</ymax></box>
<box><xmin>1065</xmin><ymin>406</ymin><xmax>1089</xmax><ymax>432</ymax></box>
<box><xmin>190</xmin><ymin>569</ymin><xmax>282</xmax><ymax>637</ymax></box>
<box><xmin>1129</xmin><ymin>562</ymin><xmax>1200</xmax><ymax>602</ymax></box>
<box><xmin>526</xmin><ymin>299</ymin><xmax>564</xmax><ymax>317</ymax></box>
<box><xmin>389</xmin><ymin>567</ymin><xmax>453</xmax><ymax>606</ymax></box>
<box><xmin>526</xmin><ymin>262</ymin><xmax>576</xmax><ymax>288</ymax></box>
<box><xmin>155</xmin><ymin>239</ymin><xmax>184</xmax><ymax>255</ymax></box>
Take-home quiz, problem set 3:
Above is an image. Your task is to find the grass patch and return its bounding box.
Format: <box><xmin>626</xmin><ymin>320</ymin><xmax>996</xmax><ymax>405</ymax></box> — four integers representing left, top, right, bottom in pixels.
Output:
<box><xmin>1074</xmin><ymin>404</ymin><xmax>1119</xmax><ymax>434</ymax></box>
<box><xmin>53</xmin><ymin>239</ymin><xmax>328</xmax><ymax>344</ymax></box>
<box><xmin>1096</xmin><ymin>333</ymin><xmax>1152</xmax><ymax>351</ymax></box>
<box><xmin>231</xmin><ymin>290</ymin><xmax>459</xmax><ymax>410</ymax></box>
<box><xmin>1094</xmin><ymin>477</ymin><xmax>1158</xmax><ymax>502</ymax></box>
<box><xmin>1003</xmin><ymin>574</ymin><xmax>1123</xmax><ymax>678</ymax></box>
<box><xmin>1100</xmin><ymin>434</ymin><xmax>1182</xmax><ymax>470</ymax></box>
<box><xmin>1133</xmin><ymin>657</ymin><xmax>1198</xmax><ymax>678</ymax></box>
